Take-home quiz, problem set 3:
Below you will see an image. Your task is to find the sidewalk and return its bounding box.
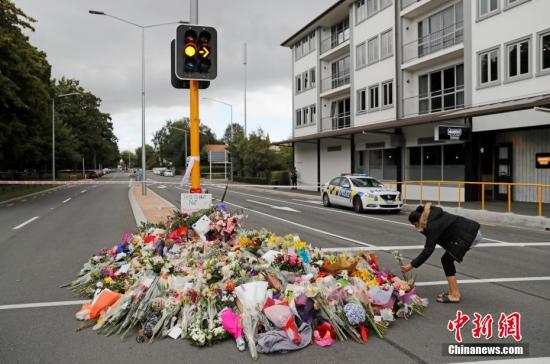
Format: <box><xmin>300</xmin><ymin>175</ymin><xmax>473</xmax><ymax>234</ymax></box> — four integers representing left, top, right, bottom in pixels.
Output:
<box><xmin>128</xmin><ymin>185</ymin><xmax>176</xmax><ymax>226</ymax></box>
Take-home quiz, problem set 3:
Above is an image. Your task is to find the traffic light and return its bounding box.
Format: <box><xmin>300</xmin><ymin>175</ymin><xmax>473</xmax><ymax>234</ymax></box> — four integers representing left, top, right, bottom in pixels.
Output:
<box><xmin>176</xmin><ymin>25</ymin><xmax>217</xmax><ymax>81</ymax></box>
<box><xmin>171</xmin><ymin>40</ymin><xmax>209</xmax><ymax>89</ymax></box>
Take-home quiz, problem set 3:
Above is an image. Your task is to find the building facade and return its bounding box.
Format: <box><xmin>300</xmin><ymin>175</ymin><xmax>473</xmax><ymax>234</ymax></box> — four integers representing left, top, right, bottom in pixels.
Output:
<box><xmin>280</xmin><ymin>0</ymin><xmax>550</xmax><ymax>203</ymax></box>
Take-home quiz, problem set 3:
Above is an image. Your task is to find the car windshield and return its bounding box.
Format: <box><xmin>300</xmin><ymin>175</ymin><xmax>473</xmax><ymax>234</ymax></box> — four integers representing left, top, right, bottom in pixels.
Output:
<box><xmin>350</xmin><ymin>177</ymin><xmax>383</xmax><ymax>188</ymax></box>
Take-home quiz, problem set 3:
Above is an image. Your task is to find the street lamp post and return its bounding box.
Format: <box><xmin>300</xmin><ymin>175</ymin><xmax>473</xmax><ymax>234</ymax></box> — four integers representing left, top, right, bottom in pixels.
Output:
<box><xmin>202</xmin><ymin>97</ymin><xmax>234</xmax><ymax>140</ymax></box>
<box><xmin>52</xmin><ymin>92</ymin><xmax>81</xmax><ymax>181</ymax></box>
<box><xmin>89</xmin><ymin>10</ymin><xmax>187</xmax><ymax>195</ymax></box>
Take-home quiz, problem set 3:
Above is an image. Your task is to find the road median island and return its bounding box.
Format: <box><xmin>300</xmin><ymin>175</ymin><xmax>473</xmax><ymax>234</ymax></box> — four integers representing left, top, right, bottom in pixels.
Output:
<box><xmin>129</xmin><ymin>184</ymin><xmax>177</xmax><ymax>226</ymax></box>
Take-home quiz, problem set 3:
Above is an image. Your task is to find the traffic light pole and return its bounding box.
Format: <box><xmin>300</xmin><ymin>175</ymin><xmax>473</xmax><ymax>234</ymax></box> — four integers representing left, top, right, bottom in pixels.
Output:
<box><xmin>189</xmin><ymin>80</ymin><xmax>201</xmax><ymax>193</ymax></box>
<box><xmin>189</xmin><ymin>0</ymin><xmax>201</xmax><ymax>193</ymax></box>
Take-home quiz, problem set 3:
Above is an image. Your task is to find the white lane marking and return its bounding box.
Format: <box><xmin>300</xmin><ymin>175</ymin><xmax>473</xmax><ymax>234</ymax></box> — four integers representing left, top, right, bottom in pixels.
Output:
<box><xmin>223</xmin><ymin>200</ymin><xmax>374</xmax><ymax>247</ymax></box>
<box><xmin>62</xmin><ymin>198</ymin><xmax>71</xmax><ymax>203</ymax></box>
<box><xmin>92</xmin><ymin>185</ymin><xmax>97</xmax><ymax>188</ymax></box>
<box><xmin>246</xmin><ymin>199</ymin><xmax>301</xmax><ymax>212</ymax></box>
<box><xmin>209</xmin><ymin>185</ymin><xmax>412</xmax><ymax>228</ymax></box>
<box><xmin>416</xmin><ymin>276</ymin><xmax>550</xmax><ymax>286</ymax></box>
<box><xmin>0</xmin><ymin>300</ymin><xmax>89</xmax><ymax>310</ymax></box>
<box><xmin>157</xmin><ymin>185</ymin><xmax>167</xmax><ymax>189</ymax></box>
<box><xmin>292</xmin><ymin>198</ymin><xmax>321</xmax><ymax>204</ymax></box>
<box><xmin>81</xmin><ymin>189</ymin><xmax>87</xmax><ymax>193</ymax></box>
<box><xmin>13</xmin><ymin>216</ymin><xmax>39</xmax><ymax>230</ymax></box>
<box><xmin>321</xmin><ymin>242</ymin><xmax>550</xmax><ymax>253</ymax></box>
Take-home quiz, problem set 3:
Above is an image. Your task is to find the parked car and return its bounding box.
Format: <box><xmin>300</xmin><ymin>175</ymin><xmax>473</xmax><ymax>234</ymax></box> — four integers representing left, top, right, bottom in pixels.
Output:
<box><xmin>163</xmin><ymin>169</ymin><xmax>174</xmax><ymax>177</ymax></box>
<box><xmin>321</xmin><ymin>174</ymin><xmax>402</xmax><ymax>213</ymax></box>
<box><xmin>86</xmin><ymin>170</ymin><xmax>98</xmax><ymax>179</ymax></box>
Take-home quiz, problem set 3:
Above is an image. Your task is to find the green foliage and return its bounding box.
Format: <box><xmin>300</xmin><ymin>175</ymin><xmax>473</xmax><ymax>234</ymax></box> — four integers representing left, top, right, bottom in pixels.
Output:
<box><xmin>152</xmin><ymin>118</ymin><xmax>219</xmax><ymax>169</ymax></box>
<box><xmin>0</xmin><ymin>1</ymin><xmax>120</xmax><ymax>173</ymax></box>
<box><xmin>135</xmin><ymin>144</ymin><xmax>158</xmax><ymax>170</ymax></box>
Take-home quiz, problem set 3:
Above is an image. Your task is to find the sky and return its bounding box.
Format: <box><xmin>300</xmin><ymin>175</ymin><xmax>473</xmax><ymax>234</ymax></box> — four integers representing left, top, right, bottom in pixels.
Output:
<box><xmin>14</xmin><ymin>0</ymin><xmax>335</xmax><ymax>152</ymax></box>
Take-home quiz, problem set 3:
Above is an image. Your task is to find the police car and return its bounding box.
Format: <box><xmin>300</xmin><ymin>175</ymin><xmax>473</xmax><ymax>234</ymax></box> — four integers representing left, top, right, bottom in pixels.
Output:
<box><xmin>321</xmin><ymin>174</ymin><xmax>402</xmax><ymax>213</ymax></box>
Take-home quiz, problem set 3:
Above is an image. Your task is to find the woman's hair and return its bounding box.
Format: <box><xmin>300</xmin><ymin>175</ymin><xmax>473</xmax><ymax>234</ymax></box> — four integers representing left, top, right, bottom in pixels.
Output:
<box><xmin>408</xmin><ymin>205</ymin><xmax>424</xmax><ymax>224</ymax></box>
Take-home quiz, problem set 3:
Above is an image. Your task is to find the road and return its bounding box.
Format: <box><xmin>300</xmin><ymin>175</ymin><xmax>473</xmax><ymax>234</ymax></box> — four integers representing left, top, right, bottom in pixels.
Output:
<box><xmin>0</xmin><ymin>172</ymin><xmax>548</xmax><ymax>363</ymax></box>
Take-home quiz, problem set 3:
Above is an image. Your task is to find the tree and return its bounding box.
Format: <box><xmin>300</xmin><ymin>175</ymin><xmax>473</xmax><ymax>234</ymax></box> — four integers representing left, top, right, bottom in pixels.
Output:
<box><xmin>135</xmin><ymin>144</ymin><xmax>158</xmax><ymax>170</ymax></box>
<box><xmin>152</xmin><ymin>118</ymin><xmax>219</xmax><ymax>170</ymax></box>
<box><xmin>0</xmin><ymin>0</ymin><xmax>52</xmax><ymax>173</ymax></box>
<box><xmin>120</xmin><ymin>150</ymin><xmax>138</xmax><ymax>169</ymax></box>
<box><xmin>222</xmin><ymin>123</ymin><xmax>244</xmax><ymax>144</ymax></box>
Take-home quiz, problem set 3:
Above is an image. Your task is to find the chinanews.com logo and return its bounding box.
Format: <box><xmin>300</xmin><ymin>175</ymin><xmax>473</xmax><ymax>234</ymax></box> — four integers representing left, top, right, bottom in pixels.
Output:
<box><xmin>443</xmin><ymin>310</ymin><xmax>529</xmax><ymax>357</ymax></box>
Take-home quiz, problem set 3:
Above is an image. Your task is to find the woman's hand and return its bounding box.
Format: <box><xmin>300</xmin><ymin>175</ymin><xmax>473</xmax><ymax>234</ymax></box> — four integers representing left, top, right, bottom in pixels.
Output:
<box><xmin>401</xmin><ymin>263</ymin><xmax>413</xmax><ymax>273</ymax></box>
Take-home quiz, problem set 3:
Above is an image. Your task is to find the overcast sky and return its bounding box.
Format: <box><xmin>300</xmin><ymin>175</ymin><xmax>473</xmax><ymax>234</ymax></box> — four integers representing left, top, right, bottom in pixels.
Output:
<box><xmin>15</xmin><ymin>0</ymin><xmax>334</xmax><ymax>151</ymax></box>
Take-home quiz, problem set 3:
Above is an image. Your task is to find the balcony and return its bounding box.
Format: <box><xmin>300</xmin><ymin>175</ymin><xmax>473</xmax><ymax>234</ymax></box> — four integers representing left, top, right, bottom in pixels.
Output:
<box><xmin>401</xmin><ymin>21</ymin><xmax>464</xmax><ymax>70</ymax></box>
<box><xmin>320</xmin><ymin>31</ymin><xmax>350</xmax><ymax>61</ymax></box>
<box><xmin>401</xmin><ymin>0</ymin><xmax>454</xmax><ymax>18</ymax></box>
<box><xmin>402</xmin><ymin>86</ymin><xmax>465</xmax><ymax>117</ymax></box>
<box><xmin>320</xmin><ymin>72</ymin><xmax>350</xmax><ymax>98</ymax></box>
<box><xmin>401</xmin><ymin>0</ymin><xmax>420</xmax><ymax>10</ymax></box>
<box><xmin>321</xmin><ymin>113</ymin><xmax>351</xmax><ymax>132</ymax></box>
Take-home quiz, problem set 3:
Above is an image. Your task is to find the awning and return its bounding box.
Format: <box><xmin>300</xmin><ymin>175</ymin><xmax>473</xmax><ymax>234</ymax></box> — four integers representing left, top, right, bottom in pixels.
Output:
<box><xmin>272</xmin><ymin>93</ymin><xmax>550</xmax><ymax>145</ymax></box>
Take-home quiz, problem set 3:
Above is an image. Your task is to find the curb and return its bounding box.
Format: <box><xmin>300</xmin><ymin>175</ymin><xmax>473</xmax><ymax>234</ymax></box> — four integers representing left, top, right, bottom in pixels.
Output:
<box><xmin>128</xmin><ymin>186</ymin><xmax>147</xmax><ymax>227</ymax></box>
<box><xmin>402</xmin><ymin>204</ymin><xmax>550</xmax><ymax>231</ymax></box>
<box><xmin>0</xmin><ymin>184</ymin><xmax>65</xmax><ymax>205</ymax></box>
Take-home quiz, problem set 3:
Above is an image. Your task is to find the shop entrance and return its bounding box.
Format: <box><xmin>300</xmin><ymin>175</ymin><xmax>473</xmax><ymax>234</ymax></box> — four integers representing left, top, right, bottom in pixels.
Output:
<box><xmin>494</xmin><ymin>143</ymin><xmax>513</xmax><ymax>200</ymax></box>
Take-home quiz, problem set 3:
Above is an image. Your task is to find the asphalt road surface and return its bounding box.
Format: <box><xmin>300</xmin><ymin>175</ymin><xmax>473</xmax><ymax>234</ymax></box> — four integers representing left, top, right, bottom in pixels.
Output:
<box><xmin>1</xmin><ymin>172</ymin><xmax>549</xmax><ymax>364</ymax></box>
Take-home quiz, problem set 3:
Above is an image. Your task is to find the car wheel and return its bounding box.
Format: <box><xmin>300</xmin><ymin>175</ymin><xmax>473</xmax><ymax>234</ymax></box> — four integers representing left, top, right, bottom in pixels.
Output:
<box><xmin>353</xmin><ymin>196</ymin><xmax>363</xmax><ymax>213</ymax></box>
<box><xmin>322</xmin><ymin>193</ymin><xmax>331</xmax><ymax>207</ymax></box>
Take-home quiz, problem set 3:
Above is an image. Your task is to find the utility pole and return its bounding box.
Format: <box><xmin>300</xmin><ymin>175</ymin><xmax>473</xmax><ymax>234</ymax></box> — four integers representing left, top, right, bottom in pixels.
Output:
<box><xmin>243</xmin><ymin>42</ymin><xmax>247</xmax><ymax>136</ymax></box>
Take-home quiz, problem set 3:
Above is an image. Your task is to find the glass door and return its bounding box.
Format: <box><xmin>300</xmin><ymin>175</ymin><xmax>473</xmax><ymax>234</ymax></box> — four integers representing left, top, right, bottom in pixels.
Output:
<box><xmin>494</xmin><ymin>143</ymin><xmax>513</xmax><ymax>200</ymax></box>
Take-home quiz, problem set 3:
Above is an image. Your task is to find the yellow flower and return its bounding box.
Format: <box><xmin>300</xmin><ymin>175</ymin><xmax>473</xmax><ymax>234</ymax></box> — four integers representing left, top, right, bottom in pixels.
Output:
<box><xmin>104</xmin><ymin>277</ymin><xmax>113</xmax><ymax>285</ymax></box>
<box><xmin>239</xmin><ymin>237</ymin><xmax>249</xmax><ymax>247</ymax></box>
<box><xmin>267</xmin><ymin>236</ymin><xmax>279</xmax><ymax>245</ymax></box>
<box><xmin>367</xmin><ymin>279</ymin><xmax>379</xmax><ymax>287</ymax></box>
<box><xmin>294</xmin><ymin>241</ymin><xmax>308</xmax><ymax>251</ymax></box>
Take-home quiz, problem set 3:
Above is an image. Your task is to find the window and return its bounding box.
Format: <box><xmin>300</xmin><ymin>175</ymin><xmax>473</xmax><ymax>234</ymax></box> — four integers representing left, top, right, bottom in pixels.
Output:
<box><xmin>310</xmin><ymin>104</ymin><xmax>316</xmax><ymax>123</ymax></box>
<box><xmin>295</xmin><ymin>109</ymin><xmax>302</xmax><ymax>127</ymax></box>
<box><xmin>327</xmin><ymin>146</ymin><xmax>342</xmax><ymax>152</ymax></box>
<box><xmin>329</xmin><ymin>177</ymin><xmax>342</xmax><ymax>186</ymax></box>
<box><xmin>294</xmin><ymin>31</ymin><xmax>316</xmax><ymax>60</ymax></box>
<box><xmin>478</xmin><ymin>0</ymin><xmax>499</xmax><ymax>19</ymax></box>
<box><xmin>310</xmin><ymin>68</ymin><xmax>316</xmax><ymax>87</ymax></box>
<box><xmin>295</xmin><ymin>75</ymin><xmax>301</xmax><ymax>93</ymax></box>
<box><xmin>506</xmin><ymin>37</ymin><xmax>531</xmax><ymax>82</ymax></box>
<box><xmin>418</xmin><ymin>64</ymin><xmax>464</xmax><ymax>114</ymax></box>
<box><xmin>309</xmin><ymin>32</ymin><xmax>316</xmax><ymax>52</ymax></box>
<box><xmin>303</xmin><ymin>71</ymin><xmax>309</xmax><ymax>90</ymax></box>
<box><xmin>367</xmin><ymin>36</ymin><xmax>379</xmax><ymax>64</ymax></box>
<box><xmin>303</xmin><ymin>107</ymin><xmax>309</xmax><ymax>125</ymax></box>
<box><xmin>367</xmin><ymin>0</ymin><xmax>379</xmax><ymax>17</ymax></box>
<box><xmin>356</xmin><ymin>0</ymin><xmax>367</xmax><ymax>23</ymax></box>
<box><xmin>478</xmin><ymin>47</ymin><xmax>499</xmax><ymax>87</ymax></box>
<box><xmin>380</xmin><ymin>29</ymin><xmax>393</xmax><ymax>59</ymax></box>
<box><xmin>407</xmin><ymin>147</ymin><xmax>422</xmax><ymax>180</ymax></box>
<box><xmin>443</xmin><ymin>144</ymin><xmax>465</xmax><ymax>181</ymax></box>
<box><xmin>423</xmin><ymin>145</ymin><xmax>442</xmax><ymax>180</ymax></box>
<box><xmin>505</xmin><ymin>0</ymin><xmax>530</xmax><ymax>10</ymax></box>
<box><xmin>417</xmin><ymin>2</ymin><xmax>463</xmax><ymax>59</ymax></box>
<box><xmin>383</xmin><ymin>149</ymin><xmax>397</xmax><ymax>180</ymax></box>
<box><xmin>369</xmin><ymin>84</ymin><xmax>380</xmax><ymax>111</ymax></box>
<box><xmin>331</xmin><ymin>19</ymin><xmax>350</xmax><ymax>49</ymax></box>
<box><xmin>368</xmin><ymin>150</ymin><xmax>382</xmax><ymax>179</ymax></box>
<box><xmin>357</xmin><ymin>88</ymin><xmax>367</xmax><ymax>113</ymax></box>
<box><xmin>537</xmin><ymin>30</ymin><xmax>550</xmax><ymax>75</ymax></box>
<box><xmin>356</xmin><ymin>43</ymin><xmax>366</xmax><ymax>68</ymax></box>
<box><xmin>382</xmin><ymin>80</ymin><xmax>393</xmax><ymax>108</ymax></box>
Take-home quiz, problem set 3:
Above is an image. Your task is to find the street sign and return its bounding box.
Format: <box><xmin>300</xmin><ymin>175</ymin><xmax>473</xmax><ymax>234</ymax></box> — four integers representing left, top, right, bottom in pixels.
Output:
<box><xmin>175</xmin><ymin>25</ymin><xmax>217</xmax><ymax>81</ymax></box>
<box><xmin>434</xmin><ymin>125</ymin><xmax>471</xmax><ymax>141</ymax></box>
<box><xmin>171</xmin><ymin>40</ymin><xmax>209</xmax><ymax>89</ymax></box>
<box><xmin>181</xmin><ymin>193</ymin><xmax>212</xmax><ymax>212</ymax></box>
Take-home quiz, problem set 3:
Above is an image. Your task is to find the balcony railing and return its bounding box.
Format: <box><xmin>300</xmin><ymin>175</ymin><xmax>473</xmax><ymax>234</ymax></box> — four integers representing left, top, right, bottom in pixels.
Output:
<box><xmin>321</xmin><ymin>113</ymin><xmax>351</xmax><ymax>132</ymax></box>
<box><xmin>320</xmin><ymin>30</ymin><xmax>350</xmax><ymax>54</ymax></box>
<box><xmin>402</xmin><ymin>21</ymin><xmax>463</xmax><ymax>64</ymax></box>
<box><xmin>321</xmin><ymin>72</ymin><xmax>350</xmax><ymax>93</ymax></box>
<box><xmin>402</xmin><ymin>86</ymin><xmax>465</xmax><ymax>117</ymax></box>
<box><xmin>401</xmin><ymin>0</ymin><xmax>420</xmax><ymax>10</ymax></box>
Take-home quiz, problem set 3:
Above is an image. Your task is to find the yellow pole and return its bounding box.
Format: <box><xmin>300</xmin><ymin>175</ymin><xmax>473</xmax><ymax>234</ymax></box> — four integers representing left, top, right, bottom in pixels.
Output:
<box><xmin>190</xmin><ymin>80</ymin><xmax>201</xmax><ymax>193</ymax></box>
<box><xmin>481</xmin><ymin>183</ymin><xmax>485</xmax><ymax>210</ymax></box>
<box><xmin>538</xmin><ymin>185</ymin><xmax>542</xmax><ymax>217</ymax></box>
<box><xmin>457</xmin><ymin>183</ymin><xmax>461</xmax><ymax>208</ymax></box>
<box><xmin>507</xmin><ymin>184</ymin><xmax>512</xmax><ymax>213</ymax></box>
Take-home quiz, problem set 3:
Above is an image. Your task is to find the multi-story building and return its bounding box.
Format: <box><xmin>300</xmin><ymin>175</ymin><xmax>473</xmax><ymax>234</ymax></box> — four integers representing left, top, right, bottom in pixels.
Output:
<box><xmin>279</xmin><ymin>0</ymin><xmax>550</xmax><ymax>203</ymax></box>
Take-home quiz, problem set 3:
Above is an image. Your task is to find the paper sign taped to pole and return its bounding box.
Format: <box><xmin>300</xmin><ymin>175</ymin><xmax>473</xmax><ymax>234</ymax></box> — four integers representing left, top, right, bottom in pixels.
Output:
<box><xmin>181</xmin><ymin>193</ymin><xmax>212</xmax><ymax>213</ymax></box>
<box><xmin>180</xmin><ymin>156</ymin><xmax>200</xmax><ymax>187</ymax></box>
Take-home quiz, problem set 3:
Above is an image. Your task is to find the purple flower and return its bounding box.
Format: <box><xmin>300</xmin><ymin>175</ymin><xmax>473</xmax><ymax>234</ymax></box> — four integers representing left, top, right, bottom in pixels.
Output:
<box><xmin>99</xmin><ymin>267</ymin><xmax>111</xmax><ymax>277</ymax></box>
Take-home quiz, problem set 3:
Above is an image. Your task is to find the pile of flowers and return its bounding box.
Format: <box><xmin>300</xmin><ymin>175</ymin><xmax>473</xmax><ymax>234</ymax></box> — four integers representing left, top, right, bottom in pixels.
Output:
<box><xmin>65</xmin><ymin>204</ymin><xmax>428</xmax><ymax>359</ymax></box>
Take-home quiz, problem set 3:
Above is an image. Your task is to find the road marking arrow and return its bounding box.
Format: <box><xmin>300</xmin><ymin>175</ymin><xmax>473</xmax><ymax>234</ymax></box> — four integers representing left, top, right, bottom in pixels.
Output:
<box><xmin>246</xmin><ymin>199</ymin><xmax>300</xmax><ymax>212</ymax></box>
